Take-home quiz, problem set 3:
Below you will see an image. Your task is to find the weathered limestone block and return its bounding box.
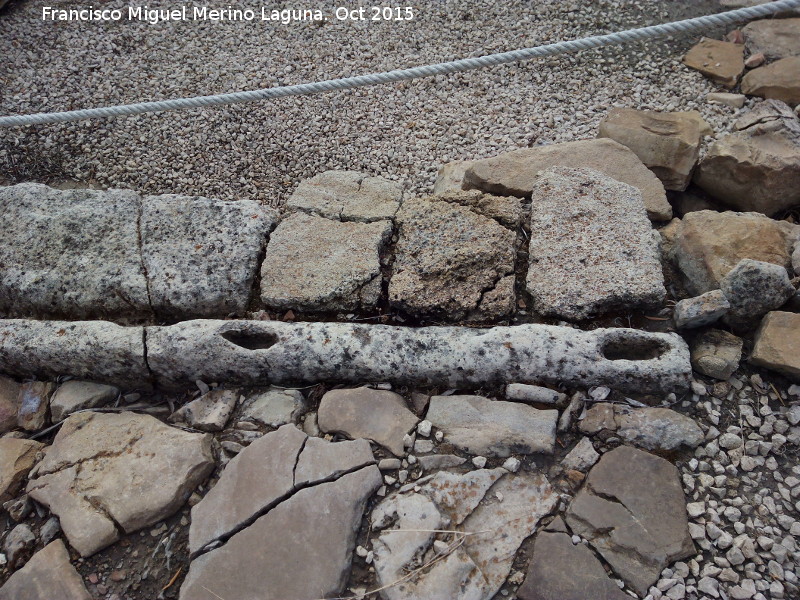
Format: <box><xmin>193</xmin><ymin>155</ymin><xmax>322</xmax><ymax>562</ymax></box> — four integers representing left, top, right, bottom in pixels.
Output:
<box><xmin>683</xmin><ymin>38</ymin><xmax>745</xmax><ymax>88</ymax></box>
<box><xmin>751</xmin><ymin>311</ymin><xmax>800</xmax><ymax>380</ymax></box>
<box><xmin>743</xmin><ymin>18</ymin><xmax>800</xmax><ymax>60</ymax></box>
<box><xmin>526</xmin><ymin>168</ymin><xmax>665</xmax><ymax>320</ymax></box>
<box><xmin>741</xmin><ymin>57</ymin><xmax>800</xmax><ymax>105</ymax></box>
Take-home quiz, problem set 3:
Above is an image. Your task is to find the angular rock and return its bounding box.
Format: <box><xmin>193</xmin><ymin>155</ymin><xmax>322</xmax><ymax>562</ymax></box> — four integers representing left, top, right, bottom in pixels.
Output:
<box><xmin>0</xmin><ymin>183</ymin><xmax>149</xmax><ymax>318</ymax></box>
<box><xmin>432</xmin><ymin>160</ymin><xmax>474</xmax><ymax>195</ymax></box>
<box><xmin>286</xmin><ymin>170</ymin><xmax>403</xmax><ymax>222</ymax></box>
<box><xmin>505</xmin><ymin>383</ymin><xmax>567</xmax><ymax>406</ymax></box>
<box><xmin>751</xmin><ymin>311</ymin><xmax>800</xmax><ymax>380</ymax></box>
<box><xmin>579</xmin><ymin>403</ymin><xmax>703</xmax><ymax>451</ymax></box>
<box><xmin>26</xmin><ymin>412</ymin><xmax>214</xmax><ymax>557</ymax></box>
<box><xmin>317</xmin><ymin>387</ymin><xmax>418</xmax><ymax>456</ymax></box>
<box><xmin>388</xmin><ymin>194</ymin><xmax>517</xmax><ymax>321</ymax></box>
<box><xmin>463</xmin><ymin>138</ymin><xmax>672</xmax><ymax>221</ymax></box>
<box><xmin>673</xmin><ymin>290</ymin><xmax>730</xmax><ymax>329</ymax></box>
<box><xmin>674</xmin><ymin>210</ymin><xmax>800</xmax><ymax>294</ymax></box>
<box><xmin>683</xmin><ymin>39</ymin><xmax>745</xmax><ymax>88</ymax></box>
<box><xmin>426</xmin><ymin>395</ymin><xmax>557</xmax><ymax>456</ymax></box>
<box><xmin>3</xmin><ymin>524</ymin><xmax>36</xmax><ymax>569</ymax></box>
<box><xmin>0</xmin><ymin>376</ymin><xmax>21</xmax><ymax>434</ymax></box>
<box><xmin>49</xmin><ymin>381</ymin><xmax>118</xmax><ymax>422</ymax></box>
<box><xmin>417</xmin><ymin>454</ymin><xmax>468</xmax><ymax>471</ymax></box>
<box><xmin>171</xmin><ymin>388</ymin><xmax>238</xmax><ymax>432</ymax></box>
<box><xmin>17</xmin><ymin>381</ymin><xmax>54</xmax><ymax>431</ymax></box>
<box><xmin>691</xmin><ymin>329</ymin><xmax>744</xmax><ymax>380</ymax></box>
<box><xmin>565</xmin><ymin>446</ymin><xmax>694</xmax><ymax>595</ymax></box>
<box><xmin>0</xmin><ymin>438</ymin><xmax>44</xmax><ymax>503</ymax></box>
<box><xmin>707</xmin><ymin>92</ymin><xmax>747</xmax><ymax>108</ymax></box>
<box><xmin>743</xmin><ymin>18</ymin><xmax>800</xmax><ymax>60</ymax></box>
<box><xmin>561</xmin><ymin>437</ymin><xmax>601</xmax><ymax>474</ymax></box>
<box><xmin>0</xmin><ymin>540</ymin><xmax>91</xmax><ymax>600</ymax></box>
<box><xmin>239</xmin><ymin>387</ymin><xmax>307</xmax><ymax>427</ymax></box>
<box><xmin>720</xmin><ymin>259</ymin><xmax>795</xmax><ymax>326</ymax></box>
<box><xmin>260</xmin><ymin>212</ymin><xmax>391</xmax><ymax>312</ymax></box>
<box><xmin>526</xmin><ymin>168</ymin><xmax>665</xmax><ymax>320</ymax></box>
<box><xmin>180</xmin><ymin>466</ymin><xmax>381</xmax><ymax>600</ymax></box>
<box><xmin>741</xmin><ymin>57</ymin><xmax>800</xmax><ymax>105</ymax></box>
<box><xmin>141</xmin><ymin>195</ymin><xmax>276</xmax><ymax>318</ymax></box>
<box><xmin>694</xmin><ymin>100</ymin><xmax>800</xmax><ymax>216</ymax></box>
<box><xmin>189</xmin><ymin>424</ymin><xmax>374</xmax><ymax>553</ymax></box>
<box><xmin>517</xmin><ymin>531</ymin><xmax>630</xmax><ymax>600</ymax></box>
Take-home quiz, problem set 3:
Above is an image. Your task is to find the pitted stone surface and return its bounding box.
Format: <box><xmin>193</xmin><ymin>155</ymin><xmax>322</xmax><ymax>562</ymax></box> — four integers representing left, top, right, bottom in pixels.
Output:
<box><xmin>0</xmin><ymin>540</ymin><xmax>91</xmax><ymax>600</ymax></box>
<box><xmin>141</xmin><ymin>195</ymin><xmax>276</xmax><ymax>318</ymax></box>
<box><xmin>389</xmin><ymin>194</ymin><xmax>517</xmax><ymax>321</ymax></box>
<box><xmin>0</xmin><ymin>183</ymin><xmax>149</xmax><ymax>319</ymax></box>
<box><xmin>462</xmin><ymin>138</ymin><xmax>672</xmax><ymax>221</ymax></box>
<box><xmin>526</xmin><ymin>168</ymin><xmax>665</xmax><ymax>320</ymax></box>
<box><xmin>260</xmin><ymin>212</ymin><xmax>391</xmax><ymax>312</ymax></box>
<box><xmin>720</xmin><ymin>259</ymin><xmax>795</xmax><ymax>326</ymax></box>
<box><xmin>26</xmin><ymin>412</ymin><xmax>214</xmax><ymax>557</ymax></box>
<box><xmin>286</xmin><ymin>170</ymin><xmax>403</xmax><ymax>222</ymax></box>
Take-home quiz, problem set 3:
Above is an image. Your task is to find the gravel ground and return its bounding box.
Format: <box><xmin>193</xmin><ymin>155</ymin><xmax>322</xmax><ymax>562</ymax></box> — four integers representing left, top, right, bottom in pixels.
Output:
<box><xmin>0</xmin><ymin>0</ymin><xmax>744</xmax><ymax>207</ymax></box>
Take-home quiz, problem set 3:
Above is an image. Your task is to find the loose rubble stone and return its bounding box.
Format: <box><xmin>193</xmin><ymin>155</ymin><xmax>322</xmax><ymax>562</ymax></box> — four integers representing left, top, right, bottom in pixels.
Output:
<box><xmin>389</xmin><ymin>194</ymin><xmax>517</xmax><ymax>321</ymax></box>
<box><xmin>239</xmin><ymin>387</ymin><xmax>306</xmax><ymax>427</ymax></box>
<box><xmin>505</xmin><ymin>383</ymin><xmax>567</xmax><ymax>406</ymax></box>
<box><xmin>673</xmin><ymin>210</ymin><xmax>800</xmax><ymax>294</ymax></box>
<box><xmin>318</xmin><ymin>387</ymin><xmax>418</xmax><ymax>456</ymax></box>
<box><xmin>461</xmin><ymin>138</ymin><xmax>672</xmax><ymax>220</ymax></box>
<box><xmin>0</xmin><ymin>184</ymin><xmax>149</xmax><ymax>318</ymax></box>
<box><xmin>598</xmin><ymin>108</ymin><xmax>711</xmax><ymax>189</ymax></box>
<box><xmin>16</xmin><ymin>381</ymin><xmax>53</xmax><ymax>431</ymax></box>
<box><xmin>719</xmin><ymin>259</ymin><xmax>795</xmax><ymax>326</ymax></box>
<box><xmin>426</xmin><ymin>395</ymin><xmax>557</xmax><ymax>456</ymax></box>
<box><xmin>560</xmin><ymin>436</ymin><xmax>600</xmax><ymax>472</ymax></box>
<box><xmin>742</xmin><ymin>18</ymin><xmax>800</xmax><ymax>60</ymax></box>
<box><xmin>171</xmin><ymin>388</ymin><xmax>238</xmax><ymax>432</ymax></box>
<box><xmin>579</xmin><ymin>403</ymin><xmax>704</xmax><ymax>451</ymax></box>
<box><xmin>432</xmin><ymin>160</ymin><xmax>475</xmax><ymax>195</ymax></box>
<box><xmin>0</xmin><ymin>438</ymin><xmax>43</xmax><ymax>503</ymax></box>
<box><xmin>673</xmin><ymin>290</ymin><xmax>730</xmax><ymax>329</ymax></box>
<box><xmin>260</xmin><ymin>212</ymin><xmax>391</xmax><ymax>312</ymax></box>
<box><xmin>417</xmin><ymin>454</ymin><xmax>467</xmax><ymax>471</ymax></box>
<box><xmin>49</xmin><ymin>381</ymin><xmax>118</xmax><ymax>422</ymax></box>
<box><xmin>141</xmin><ymin>195</ymin><xmax>276</xmax><ymax>318</ymax></box>
<box><xmin>189</xmin><ymin>424</ymin><xmax>374</xmax><ymax>553</ymax></box>
<box><xmin>683</xmin><ymin>39</ymin><xmax>745</xmax><ymax>88</ymax></box>
<box><xmin>3</xmin><ymin>524</ymin><xmax>35</xmax><ymax>569</ymax></box>
<box><xmin>0</xmin><ymin>376</ymin><xmax>21</xmax><ymax>434</ymax></box>
<box><xmin>566</xmin><ymin>446</ymin><xmax>694</xmax><ymax>595</ymax></box>
<box><xmin>741</xmin><ymin>57</ymin><xmax>800</xmax><ymax>105</ymax></box>
<box><xmin>691</xmin><ymin>329</ymin><xmax>744</xmax><ymax>380</ymax></box>
<box><xmin>707</xmin><ymin>92</ymin><xmax>747</xmax><ymax>108</ymax></box>
<box><xmin>181</xmin><ymin>466</ymin><xmax>381</xmax><ymax>600</ymax></box>
<box><xmin>526</xmin><ymin>167</ymin><xmax>665</xmax><ymax>320</ymax></box>
<box><xmin>286</xmin><ymin>170</ymin><xmax>403</xmax><ymax>222</ymax></box>
<box><xmin>26</xmin><ymin>412</ymin><xmax>214</xmax><ymax>557</ymax></box>
<box><xmin>694</xmin><ymin>101</ymin><xmax>800</xmax><ymax>215</ymax></box>
<box><xmin>0</xmin><ymin>540</ymin><xmax>91</xmax><ymax>600</ymax></box>
<box><xmin>751</xmin><ymin>311</ymin><xmax>800</xmax><ymax>380</ymax></box>
<box><xmin>517</xmin><ymin>531</ymin><xmax>630</xmax><ymax>600</ymax></box>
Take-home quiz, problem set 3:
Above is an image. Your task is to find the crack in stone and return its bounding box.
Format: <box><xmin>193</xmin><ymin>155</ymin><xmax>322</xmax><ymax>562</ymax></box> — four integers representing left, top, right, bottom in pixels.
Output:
<box><xmin>135</xmin><ymin>198</ymin><xmax>155</xmax><ymax>316</ymax></box>
<box><xmin>291</xmin><ymin>436</ymin><xmax>309</xmax><ymax>488</ymax></box>
<box><xmin>30</xmin><ymin>430</ymin><xmax>146</xmax><ymax>479</ymax></box>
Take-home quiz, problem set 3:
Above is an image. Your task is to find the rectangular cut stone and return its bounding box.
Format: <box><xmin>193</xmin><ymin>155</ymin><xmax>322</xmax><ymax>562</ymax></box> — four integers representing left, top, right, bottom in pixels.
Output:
<box><xmin>141</xmin><ymin>195</ymin><xmax>277</xmax><ymax>318</ymax></box>
<box><xmin>0</xmin><ymin>183</ymin><xmax>149</xmax><ymax>318</ymax></box>
<box><xmin>526</xmin><ymin>167</ymin><xmax>666</xmax><ymax>321</ymax></box>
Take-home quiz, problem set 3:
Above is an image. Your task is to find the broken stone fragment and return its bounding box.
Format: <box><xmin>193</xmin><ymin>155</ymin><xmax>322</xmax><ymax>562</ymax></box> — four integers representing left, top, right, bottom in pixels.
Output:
<box><xmin>720</xmin><ymin>259</ymin><xmax>796</xmax><ymax>327</ymax></box>
<box><xmin>683</xmin><ymin>38</ymin><xmax>745</xmax><ymax>88</ymax></box>
<box><xmin>750</xmin><ymin>311</ymin><xmax>800</xmax><ymax>380</ymax></box>
<box><xmin>239</xmin><ymin>386</ymin><xmax>307</xmax><ymax>427</ymax></box>
<box><xmin>170</xmin><ymin>388</ymin><xmax>238</xmax><ymax>432</ymax></box>
<box><xmin>526</xmin><ymin>167</ymin><xmax>666</xmax><ymax>320</ymax></box>
<box><xmin>565</xmin><ymin>446</ymin><xmax>694</xmax><ymax>596</ymax></box>
<box><xmin>16</xmin><ymin>382</ymin><xmax>54</xmax><ymax>432</ymax></box>
<box><xmin>560</xmin><ymin>436</ymin><xmax>600</xmax><ymax>473</ymax></box>
<box><xmin>3</xmin><ymin>523</ymin><xmax>36</xmax><ymax>569</ymax></box>
<box><xmin>0</xmin><ymin>438</ymin><xmax>44</xmax><ymax>503</ymax></box>
<box><xmin>707</xmin><ymin>92</ymin><xmax>747</xmax><ymax>108</ymax></box>
<box><xmin>691</xmin><ymin>329</ymin><xmax>744</xmax><ymax>381</ymax></box>
<box><xmin>461</xmin><ymin>138</ymin><xmax>672</xmax><ymax>221</ymax></box>
<box><xmin>286</xmin><ymin>170</ymin><xmax>403</xmax><ymax>222</ymax></box>
<box><xmin>505</xmin><ymin>383</ymin><xmax>567</xmax><ymax>406</ymax></box>
<box><xmin>432</xmin><ymin>159</ymin><xmax>475</xmax><ymax>195</ymax></box>
<box><xmin>673</xmin><ymin>289</ymin><xmax>730</xmax><ymax>329</ymax></box>
<box><xmin>742</xmin><ymin>18</ymin><xmax>800</xmax><ymax>60</ymax></box>
<box><xmin>0</xmin><ymin>540</ymin><xmax>91</xmax><ymax>600</ymax></box>
<box><xmin>49</xmin><ymin>380</ymin><xmax>118</xmax><ymax>422</ymax></box>
<box><xmin>260</xmin><ymin>212</ymin><xmax>391</xmax><ymax>312</ymax></box>
<box><xmin>0</xmin><ymin>376</ymin><xmax>21</xmax><ymax>435</ymax></box>
<box><xmin>426</xmin><ymin>395</ymin><xmax>557</xmax><ymax>457</ymax></box>
<box><xmin>741</xmin><ymin>57</ymin><xmax>800</xmax><ymax>105</ymax></box>
<box><xmin>317</xmin><ymin>387</ymin><xmax>418</xmax><ymax>456</ymax></box>
<box><xmin>26</xmin><ymin>412</ymin><xmax>214</xmax><ymax>557</ymax></box>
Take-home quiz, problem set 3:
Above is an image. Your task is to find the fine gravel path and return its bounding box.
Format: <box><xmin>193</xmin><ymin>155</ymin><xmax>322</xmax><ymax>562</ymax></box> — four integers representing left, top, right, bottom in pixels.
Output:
<box><xmin>0</xmin><ymin>0</ymin><xmax>730</xmax><ymax>207</ymax></box>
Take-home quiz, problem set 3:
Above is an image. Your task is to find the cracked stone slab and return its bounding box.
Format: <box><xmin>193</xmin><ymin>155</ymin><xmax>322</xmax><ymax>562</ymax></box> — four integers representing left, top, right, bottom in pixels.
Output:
<box><xmin>26</xmin><ymin>412</ymin><xmax>214</xmax><ymax>557</ymax></box>
<box><xmin>141</xmin><ymin>195</ymin><xmax>277</xmax><ymax>318</ymax></box>
<box><xmin>388</xmin><ymin>194</ymin><xmax>517</xmax><ymax>321</ymax></box>
<box><xmin>565</xmin><ymin>446</ymin><xmax>694</xmax><ymax>596</ymax></box>
<box><xmin>0</xmin><ymin>540</ymin><xmax>91</xmax><ymax>600</ymax></box>
<box><xmin>286</xmin><ymin>170</ymin><xmax>403</xmax><ymax>222</ymax></box>
<box><xmin>180</xmin><ymin>465</ymin><xmax>381</xmax><ymax>600</ymax></box>
<box><xmin>0</xmin><ymin>320</ymin><xmax>149</xmax><ymax>390</ymax></box>
<box><xmin>0</xmin><ymin>183</ymin><xmax>149</xmax><ymax>319</ymax></box>
<box><xmin>426</xmin><ymin>395</ymin><xmax>557</xmax><ymax>457</ymax></box>
<box><xmin>189</xmin><ymin>423</ymin><xmax>375</xmax><ymax>554</ymax></box>
<box><xmin>526</xmin><ymin>168</ymin><xmax>666</xmax><ymax>320</ymax></box>
<box><xmin>260</xmin><ymin>212</ymin><xmax>391</xmax><ymax>312</ymax></box>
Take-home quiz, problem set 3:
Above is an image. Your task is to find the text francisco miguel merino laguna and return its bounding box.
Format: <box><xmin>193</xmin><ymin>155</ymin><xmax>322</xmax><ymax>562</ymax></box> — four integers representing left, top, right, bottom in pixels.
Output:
<box><xmin>41</xmin><ymin>6</ymin><xmax>336</xmax><ymax>24</ymax></box>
